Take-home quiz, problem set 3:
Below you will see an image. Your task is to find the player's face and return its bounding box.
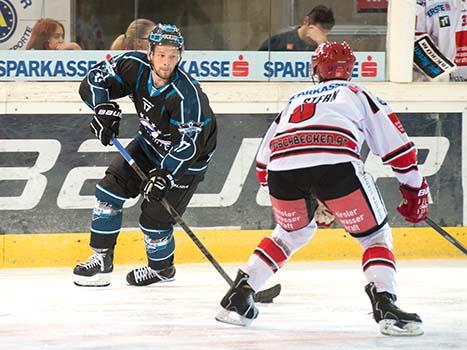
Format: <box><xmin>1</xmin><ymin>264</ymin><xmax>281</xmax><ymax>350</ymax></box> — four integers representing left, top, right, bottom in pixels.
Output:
<box><xmin>150</xmin><ymin>45</ymin><xmax>180</xmax><ymax>81</ymax></box>
<box><xmin>48</xmin><ymin>26</ymin><xmax>65</xmax><ymax>50</ymax></box>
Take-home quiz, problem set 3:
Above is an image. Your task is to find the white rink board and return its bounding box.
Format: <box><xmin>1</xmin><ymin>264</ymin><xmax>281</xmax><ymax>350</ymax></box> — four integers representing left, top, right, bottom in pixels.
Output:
<box><xmin>0</xmin><ymin>260</ymin><xmax>466</xmax><ymax>350</ymax></box>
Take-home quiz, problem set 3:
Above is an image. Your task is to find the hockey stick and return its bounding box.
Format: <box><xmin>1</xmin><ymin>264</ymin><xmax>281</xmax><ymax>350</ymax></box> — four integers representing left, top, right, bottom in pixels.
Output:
<box><xmin>112</xmin><ymin>137</ymin><xmax>281</xmax><ymax>302</ymax></box>
<box><xmin>425</xmin><ymin>217</ymin><xmax>467</xmax><ymax>255</ymax></box>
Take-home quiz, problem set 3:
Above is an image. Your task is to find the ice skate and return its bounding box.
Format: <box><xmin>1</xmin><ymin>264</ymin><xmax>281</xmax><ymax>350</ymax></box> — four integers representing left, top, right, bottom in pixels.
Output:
<box><xmin>73</xmin><ymin>248</ymin><xmax>114</xmax><ymax>287</ymax></box>
<box><xmin>215</xmin><ymin>270</ymin><xmax>259</xmax><ymax>327</ymax></box>
<box><xmin>126</xmin><ymin>265</ymin><xmax>176</xmax><ymax>286</ymax></box>
<box><xmin>365</xmin><ymin>282</ymin><xmax>423</xmax><ymax>336</ymax></box>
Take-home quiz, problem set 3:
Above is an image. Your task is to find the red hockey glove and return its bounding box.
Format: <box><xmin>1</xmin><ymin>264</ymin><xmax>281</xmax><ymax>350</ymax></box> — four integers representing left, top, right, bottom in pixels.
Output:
<box><xmin>397</xmin><ymin>178</ymin><xmax>429</xmax><ymax>223</ymax></box>
<box><xmin>256</xmin><ymin>167</ymin><xmax>268</xmax><ymax>187</ymax></box>
<box><xmin>315</xmin><ymin>200</ymin><xmax>335</xmax><ymax>228</ymax></box>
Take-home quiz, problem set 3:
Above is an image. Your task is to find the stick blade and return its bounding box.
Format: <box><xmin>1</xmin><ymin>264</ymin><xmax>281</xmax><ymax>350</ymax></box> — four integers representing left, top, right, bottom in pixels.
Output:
<box><xmin>253</xmin><ymin>283</ymin><xmax>281</xmax><ymax>303</ymax></box>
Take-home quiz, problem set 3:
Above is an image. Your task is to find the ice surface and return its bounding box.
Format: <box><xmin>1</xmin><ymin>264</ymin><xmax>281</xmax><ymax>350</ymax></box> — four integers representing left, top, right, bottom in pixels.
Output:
<box><xmin>0</xmin><ymin>260</ymin><xmax>466</xmax><ymax>350</ymax></box>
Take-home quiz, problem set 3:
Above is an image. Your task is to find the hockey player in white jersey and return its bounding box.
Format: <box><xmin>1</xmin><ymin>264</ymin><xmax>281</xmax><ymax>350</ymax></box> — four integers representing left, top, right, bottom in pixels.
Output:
<box><xmin>215</xmin><ymin>41</ymin><xmax>429</xmax><ymax>336</ymax></box>
<box><xmin>415</xmin><ymin>0</ymin><xmax>467</xmax><ymax>81</ymax></box>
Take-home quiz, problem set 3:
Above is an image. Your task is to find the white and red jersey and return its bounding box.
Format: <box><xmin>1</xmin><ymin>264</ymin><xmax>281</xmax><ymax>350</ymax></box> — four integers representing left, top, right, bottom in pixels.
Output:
<box><xmin>416</xmin><ymin>0</ymin><xmax>467</xmax><ymax>80</ymax></box>
<box><xmin>256</xmin><ymin>80</ymin><xmax>424</xmax><ymax>188</ymax></box>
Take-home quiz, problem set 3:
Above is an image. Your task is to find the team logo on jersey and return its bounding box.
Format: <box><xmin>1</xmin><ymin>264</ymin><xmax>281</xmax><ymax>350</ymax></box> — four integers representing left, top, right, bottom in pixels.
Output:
<box><xmin>289</xmin><ymin>101</ymin><xmax>316</xmax><ymax>123</ymax></box>
<box><xmin>0</xmin><ymin>0</ymin><xmax>17</xmax><ymax>44</ymax></box>
<box><xmin>142</xmin><ymin>97</ymin><xmax>154</xmax><ymax>112</ymax></box>
<box><xmin>178</xmin><ymin>120</ymin><xmax>203</xmax><ymax>136</ymax></box>
<box><xmin>439</xmin><ymin>15</ymin><xmax>450</xmax><ymax>27</ymax></box>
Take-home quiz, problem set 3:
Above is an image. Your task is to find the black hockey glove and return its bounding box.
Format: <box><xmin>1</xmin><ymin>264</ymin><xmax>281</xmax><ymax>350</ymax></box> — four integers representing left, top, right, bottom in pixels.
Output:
<box><xmin>90</xmin><ymin>102</ymin><xmax>122</xmax><ymax>146</ymax></box>
<box><xmin>142</xmin><ymin>168</ymin><xmax>175</xmax><ymax>202</ymax></box>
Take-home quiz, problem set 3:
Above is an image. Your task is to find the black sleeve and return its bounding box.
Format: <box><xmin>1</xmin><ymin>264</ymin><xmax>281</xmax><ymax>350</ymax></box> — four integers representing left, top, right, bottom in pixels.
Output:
<box><xmin>79</xmin><ymin>52</ymin><xmax>139</xmax><ymax>110</ymax></box>
<box><xmin>161</xmin><ymin>78</ymin><xmax>216</xmax><ymax>178</ymax></box>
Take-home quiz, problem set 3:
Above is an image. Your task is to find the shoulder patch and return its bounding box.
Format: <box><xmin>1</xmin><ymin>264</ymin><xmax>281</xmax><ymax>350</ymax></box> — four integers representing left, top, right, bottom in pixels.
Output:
<box><xmin>348</xmin><ymin>85</ymin><xmax>359</xmax><ymax>94</ymax></box>
<box><xmin>388</xmin><ymin>113</ymin><xmax>406</xmax><ymax>134</ymax></box>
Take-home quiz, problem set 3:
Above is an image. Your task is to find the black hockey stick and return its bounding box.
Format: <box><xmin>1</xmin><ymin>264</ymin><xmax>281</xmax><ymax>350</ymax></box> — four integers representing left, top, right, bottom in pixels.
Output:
<box><xmin>425</xmin><ymin>217</ymin><xmax>467</xmax><ymax>255</ymax></box>
<box><xmin>112</xmin><ymin>137</ymin><xmax>281</xmax><ymax>302</ymax></box>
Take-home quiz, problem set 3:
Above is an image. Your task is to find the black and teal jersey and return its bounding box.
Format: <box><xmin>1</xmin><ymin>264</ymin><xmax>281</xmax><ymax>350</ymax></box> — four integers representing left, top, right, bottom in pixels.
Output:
<box><xmin>79</xmin><ymin>51</ymin><xmax>217</xmax><ymax>178</ymax></box>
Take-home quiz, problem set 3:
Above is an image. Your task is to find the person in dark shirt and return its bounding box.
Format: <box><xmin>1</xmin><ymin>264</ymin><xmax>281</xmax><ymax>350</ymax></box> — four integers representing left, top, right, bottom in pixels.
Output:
<box><xmin>259</xmin><ymin>5</ymin><xmax>335</xmax><ymax>51</ymax></box>
<box><xmin>73</xmin><ymin>23</ymin><xmax>217</xmax><ymax>287</ymax></box>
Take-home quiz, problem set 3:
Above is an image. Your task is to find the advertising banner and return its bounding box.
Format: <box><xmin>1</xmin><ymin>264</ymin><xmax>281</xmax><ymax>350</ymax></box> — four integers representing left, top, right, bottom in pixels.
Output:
<box><xmin>0</xmin><ymin>50</ymin><xmax>386</xmax><ymax>81</ymax></box>
<box><xmin>0</xmin><ymin>0</ymin><xmax>71</xmax><ymax>50</ymax></box>
<box><xmin>0</xmin><ymin>113</ymin><xmax>461</xmax><ymax>234</ymax></box>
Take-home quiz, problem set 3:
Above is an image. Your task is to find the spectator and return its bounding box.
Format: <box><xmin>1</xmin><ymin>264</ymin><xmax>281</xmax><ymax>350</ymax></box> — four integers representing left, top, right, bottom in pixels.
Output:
<box><xmin>110</xmin><ymin>18</ymin><xmax>156</xmax><ymax>50</ymax></box>
<box><xmin>26</xmin><ymin>18</ymin><xmax>81</xmax><ymax>50</ymax></box>
<box><xmin>259</xmin><ymin>5</ymin><xmax>335</xmax><ymax>51</ymax></box>
<box><xmin>415</xmin><ymin>0</ymin><xmax>466</xmax><ymax>81</ymax></box>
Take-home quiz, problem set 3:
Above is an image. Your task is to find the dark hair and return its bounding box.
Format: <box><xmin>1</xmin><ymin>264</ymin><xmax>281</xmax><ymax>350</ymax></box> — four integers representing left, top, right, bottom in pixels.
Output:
<box><xmin>26</xmin><ymin>18</ymin><xmax>65</xmax><ymax>50</ymax></box>
<box><xmin>307</xmin><ymin>5</ymin><xmax>335</xmax><ymax>31</ymax></box>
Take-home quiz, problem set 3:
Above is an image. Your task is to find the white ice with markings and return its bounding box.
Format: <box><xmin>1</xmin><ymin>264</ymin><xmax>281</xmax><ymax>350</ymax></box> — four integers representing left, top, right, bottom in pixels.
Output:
<box><xmin>0</xmin><ymin>260</ymin><xmax>466</xmax><ymax>350</ymax></box>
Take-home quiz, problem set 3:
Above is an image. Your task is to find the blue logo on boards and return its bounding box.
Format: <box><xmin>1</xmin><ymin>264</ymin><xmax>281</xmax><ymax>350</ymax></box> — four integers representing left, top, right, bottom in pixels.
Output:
<box><xmin>0</xmin><ymin>0</ymin><xmax>17</xmax><ymax>43</ymax></box>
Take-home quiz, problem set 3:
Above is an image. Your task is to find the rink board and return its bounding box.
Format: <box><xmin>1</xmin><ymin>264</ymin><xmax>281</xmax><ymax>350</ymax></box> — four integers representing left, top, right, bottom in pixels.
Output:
<box><xmin>0</xmin><ymin>112</ymin><xmax>464</xmax><ymax>233</ymax></box>
<box><xmin>0</xmin><ymin>227</ymin><xmax>466</xmax><ymax>268</ymax></box>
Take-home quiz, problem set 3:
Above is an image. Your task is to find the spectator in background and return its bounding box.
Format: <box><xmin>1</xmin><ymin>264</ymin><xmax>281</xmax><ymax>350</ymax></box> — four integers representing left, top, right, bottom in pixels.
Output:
<box><xmin>26</xmin><ymin>18</ymin><xmax>81</xmax><ymax>50</ymax></box>
<box><xmin>110</xmin><ymin>18</ymin><xmax>156</xmax><ymax>50</ymax></box>
<box><xmin>415</xmin><ymin>0</ymin><xmax>466</xmax><ymax>81</ymax></box>
<box><xmin>259</xmin><ymin>5</ymin><xmax>335</xmax><ymax>51</ymax></box>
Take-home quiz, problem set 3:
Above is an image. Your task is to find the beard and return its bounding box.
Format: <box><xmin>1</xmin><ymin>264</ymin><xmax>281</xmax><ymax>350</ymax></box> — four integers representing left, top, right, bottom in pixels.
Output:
<box><xmin>154</xmin><ymin>67</ymin><xmax>174</xmax><ymax>80</ymax></box>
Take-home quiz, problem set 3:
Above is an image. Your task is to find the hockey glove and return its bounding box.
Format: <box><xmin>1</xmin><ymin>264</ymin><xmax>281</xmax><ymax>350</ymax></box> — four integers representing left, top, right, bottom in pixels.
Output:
<box><xmin>142</xmin><ymin>168</ymin><xmax>175</xmax><ymax>202</ymax></box>
<box><xmin>397</xmin><ymin>178</ymin><xmax>429</xmax><ymax>223</ymax></box>
<box><xmin>90</xmin><ymin>102</ymin><xmax>122</xmax><ymax>146</ymax></box>
<box><xmin>315</xmin><ymin>199</ymin><xmax>336</xmax><ymax>228</ymax></box>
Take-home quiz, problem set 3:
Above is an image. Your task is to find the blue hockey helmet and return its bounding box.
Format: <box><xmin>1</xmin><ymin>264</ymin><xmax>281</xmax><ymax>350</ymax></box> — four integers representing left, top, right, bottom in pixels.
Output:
<box><xmin>148</xmin><ymin>23</ymin><xmax>184</xmax><ymax>52</ymax></box>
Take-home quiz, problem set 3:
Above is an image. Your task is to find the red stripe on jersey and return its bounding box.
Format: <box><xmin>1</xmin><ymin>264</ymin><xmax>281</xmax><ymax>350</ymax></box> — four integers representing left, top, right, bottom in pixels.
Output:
<box><xmin>362</xmin><ymin>246</ymin><xmax>396</xmax><ymax>271</ymax></box>
<box><xmin>257</xmin><ymin>237</ymin><xmax>288</xmax><ymax>268</ymax></box>
<box><xmin>391</xmin><ymin>164</ymin><xmax>419</xmax><ymax>174</ymax></box>
<box><xmin>387</xmin><ymin>148</ymin><xmax>418</xmax><ymax>168</ymax></box>
<box><xmin>381</xmin><ymin>142</ymin><xmax>415</xmax><ymax>163</ymax></box>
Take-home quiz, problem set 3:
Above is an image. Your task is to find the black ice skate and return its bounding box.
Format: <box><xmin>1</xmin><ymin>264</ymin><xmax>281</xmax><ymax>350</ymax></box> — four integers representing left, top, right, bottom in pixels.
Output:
<box><xmin>73</xmin><ymin>248</ymin><xmax>114</xmax><ymax>287</ymax></box>
<box><xmin>365</xmin><ymin>282</ymin><xmax>423</xmax><ymax>336</ymax></box>
<box><xmin>126</xmin><ymin>265</ymin><xmax>176</xmax><ymax>286</ymax></box>
<box><xmin>215</xmin><ymin>270</ymin><xmax>259</xmax><ymax>327</ymax></box>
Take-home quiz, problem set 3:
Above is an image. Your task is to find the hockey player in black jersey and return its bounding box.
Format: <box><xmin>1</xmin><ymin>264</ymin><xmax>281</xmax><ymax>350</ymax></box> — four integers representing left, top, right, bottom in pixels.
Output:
<box><xmin>73</xmin><ymin>23</ymin><xmax>217</xmax><ymax>288</ymax></box>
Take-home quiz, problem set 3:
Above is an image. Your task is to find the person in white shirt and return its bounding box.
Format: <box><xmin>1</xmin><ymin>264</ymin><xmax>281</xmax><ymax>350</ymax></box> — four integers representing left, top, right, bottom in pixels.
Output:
<box><xmin>415</xmin><ymin>0</ymin><xmax>467</xmax><ymax>81</ymax></box>
<box><xmin>216</xmin><ymin>41</ymin><xmax>430</xmax><ymax>337</ymax></box>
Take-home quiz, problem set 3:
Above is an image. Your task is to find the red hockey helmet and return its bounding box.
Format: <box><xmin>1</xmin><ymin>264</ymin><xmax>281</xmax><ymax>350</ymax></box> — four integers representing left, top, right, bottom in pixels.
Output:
<box><xmin>312</xmin><ymin>41</ymin><xmax>356</xmax><ymax>81</ymax></box>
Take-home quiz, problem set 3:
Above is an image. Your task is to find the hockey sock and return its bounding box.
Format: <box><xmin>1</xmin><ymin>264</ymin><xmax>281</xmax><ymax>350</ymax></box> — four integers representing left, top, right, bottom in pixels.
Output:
<box><xmin>90</xmin><ymin>184</ymin><xmax>126</xmax><ymax>248</ymax></box>
<box><xmin>242</xmin><ymin>236</ymin><xmax>288</xmax><ymax>291</ymax></box>
<box><xmin>362</xmin><ymin>245</ymin><xmax>397</xmax><ymax>295</ymax></box>
<box><xmin>140</xmin><ymin>224</ymin><xmax>175</xmax><ymax>269</ymax></box>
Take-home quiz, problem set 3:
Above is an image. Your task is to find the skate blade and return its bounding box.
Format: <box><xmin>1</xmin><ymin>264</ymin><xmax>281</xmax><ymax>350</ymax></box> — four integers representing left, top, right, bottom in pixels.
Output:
<box><xmin>379</xmin><ymin>319</ymin><xmax>424</xmax><ymax>336</ymax></box>
<box><xmin>215</xmin><ymin>308</ymin><xmax>254</xmax><ymax>327</ymax></box>
<box><xmin>73</xmin><ymin>274</ymin><xmax>111</xmax><ymax>287</ymax></box>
